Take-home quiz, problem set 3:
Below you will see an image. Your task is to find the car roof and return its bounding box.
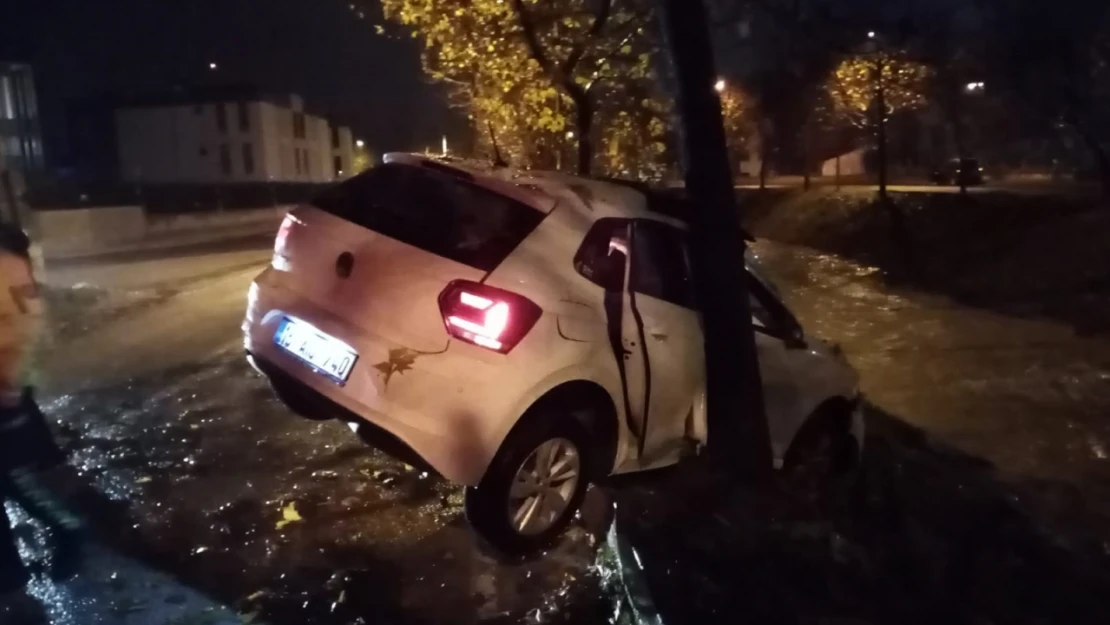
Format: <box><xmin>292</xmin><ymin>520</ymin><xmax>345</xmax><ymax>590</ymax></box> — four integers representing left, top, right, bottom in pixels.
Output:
<box><xmin>382</xmin><ymin>152</ymin><xmax>690</xmax><ymax>230</ymax></box>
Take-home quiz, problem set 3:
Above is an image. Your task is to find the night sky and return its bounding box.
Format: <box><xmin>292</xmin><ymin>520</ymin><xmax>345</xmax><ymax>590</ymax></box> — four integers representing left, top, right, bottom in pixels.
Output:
<box><xmin>1</xmin><ymin>0</ymin><xmax>455</xmax><ymax>166</ymax></box>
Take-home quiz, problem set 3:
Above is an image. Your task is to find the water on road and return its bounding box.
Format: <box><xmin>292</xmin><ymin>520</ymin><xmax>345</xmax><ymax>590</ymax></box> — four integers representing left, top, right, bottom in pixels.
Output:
<box><xmin>10</xmin><ymin>239</ymin><xmax>1110</xmax><ymax>624</ymax></box>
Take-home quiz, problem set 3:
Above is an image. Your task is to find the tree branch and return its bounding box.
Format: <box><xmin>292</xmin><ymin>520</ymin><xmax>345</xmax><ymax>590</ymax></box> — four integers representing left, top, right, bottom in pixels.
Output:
<box><xmin>562</xmin><ymin>0</ymin><xmax>614</xmax><ymax>74</ymax></box>
<box><xmin>512</xmin><ymin>0</ymin><xmax>559</xmax><ymax>78</ymax></box>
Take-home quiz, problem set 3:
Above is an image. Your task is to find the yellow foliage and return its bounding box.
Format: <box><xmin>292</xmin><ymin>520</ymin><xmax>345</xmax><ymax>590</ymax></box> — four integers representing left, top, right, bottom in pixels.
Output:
<box><xmin>376</xmin><ymin>0</ymin><xmax>670</xmax><ymax>176</ymax></box>
<box><xmin>827</xmin><ymin>50</ymin><xmax>931</xmax><ymax>127</ymax></box>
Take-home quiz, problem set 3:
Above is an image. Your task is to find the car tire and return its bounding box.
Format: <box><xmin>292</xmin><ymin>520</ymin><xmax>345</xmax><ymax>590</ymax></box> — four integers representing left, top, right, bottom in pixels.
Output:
<box><xmin>465</xmin><ymin>410</ymin><xmax>594</xmax><ymax>555</ymax></box>
<box><xmin>782</xmin><ymin>406</ymin><xmax>858</xmax><ymax>488</ymax></box>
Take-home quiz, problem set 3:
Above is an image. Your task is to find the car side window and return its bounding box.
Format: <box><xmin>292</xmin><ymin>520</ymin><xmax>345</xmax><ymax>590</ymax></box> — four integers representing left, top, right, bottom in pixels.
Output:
<box><xmin>630</xmin><ymin>219</ymin><xmax>695</xmax><ymax>309</ymax></box>
<box><xmin>573</xmin><ymin>217</ymin><xmax>630</xmax><ymax>292</ymax></box>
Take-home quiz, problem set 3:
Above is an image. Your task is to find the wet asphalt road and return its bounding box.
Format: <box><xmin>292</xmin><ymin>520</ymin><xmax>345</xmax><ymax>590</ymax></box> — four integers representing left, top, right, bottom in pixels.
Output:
<box><xmin>11</xmin><ymin>238</ymin><xmax>1110</xmax><ymax>624</ymax></box>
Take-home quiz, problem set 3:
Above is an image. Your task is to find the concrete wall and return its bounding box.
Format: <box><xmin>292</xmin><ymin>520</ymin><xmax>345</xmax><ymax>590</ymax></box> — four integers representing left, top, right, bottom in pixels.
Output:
<box><xmin>35</xmin><ymin>206</ymin><xmax>287</xmax><ymax>259</ymax></box>
<box><xmin>36</xmin><ymin>206</ymin><xmax>146</xmax><ymax>254</ymax></box>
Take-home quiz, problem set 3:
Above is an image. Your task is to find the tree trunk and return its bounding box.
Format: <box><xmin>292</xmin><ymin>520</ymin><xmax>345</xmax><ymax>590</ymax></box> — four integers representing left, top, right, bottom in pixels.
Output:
<box><xmin>758</xmin><ymin>127</ymin><xmax>769</xmax><ymax>190</ymax></box>
<box><xmin>876</xmin><ymin>77</ymin><xmax>888</xmax><ymax>201</ymax></box>
<box><xmin>571</xmin><ymin>91</ymin><xmax>595</xmax><ymax>176</ymax></box>
<box><xmin>656</xmin><ymin>0</ymin><xmax>771</xmax><ymax>477</ymax></box>
<box><xmin>1077</xmin><ymin>129</ymin><xmax>1110</xmax><ymax>200</ymax></box>
<box><xmin>949</xmin><ymin>93</ymin><xmax>968</xmax><ymax>196</ymax></box>
<box><xmin>801</xmin><ymin>121</ymin><xmax>812</xmax><ymax>191</ymax></box>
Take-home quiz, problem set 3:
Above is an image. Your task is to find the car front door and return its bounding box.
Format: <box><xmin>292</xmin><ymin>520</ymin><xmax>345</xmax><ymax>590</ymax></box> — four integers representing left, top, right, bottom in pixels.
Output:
<box><xmin>627</xmin><ymin>219</ymin><xmax>704</xmax><ymax>466</ymax></box>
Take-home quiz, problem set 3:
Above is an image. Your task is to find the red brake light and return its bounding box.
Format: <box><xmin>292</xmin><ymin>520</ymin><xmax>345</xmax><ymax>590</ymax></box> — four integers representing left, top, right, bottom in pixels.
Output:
<box><xmin>275</xmin><ymin>214</ymin><xmax>295</xmax><ymax>253</ymax></box>
<box><xmin>438</xmin><ymin>280</ymin><xmax>542</xmax><ymax>353</ymax></box>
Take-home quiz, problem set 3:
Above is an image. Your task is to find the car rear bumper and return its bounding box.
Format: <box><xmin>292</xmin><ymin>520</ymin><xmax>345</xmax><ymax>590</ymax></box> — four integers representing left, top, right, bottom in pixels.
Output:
<box><xmin>248</xmin><ymin>353</ymin><xmax>434</xmax><ymax>471</ymax></box>
<box><xmin>247</xmin><ymin>349</ymin><xmax>492</xmax><ymax>485</ymax></box>
<box><xmin>243</xmin><ymin>271</ymin><xmax>525</xmax><ymax>486</ymax></box>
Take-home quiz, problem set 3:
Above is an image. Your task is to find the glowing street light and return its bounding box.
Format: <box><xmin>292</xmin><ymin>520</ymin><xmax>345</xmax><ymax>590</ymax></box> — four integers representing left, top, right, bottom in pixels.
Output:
<box><xmin>209</xmin><ymin>62</ymin><xmax>218</xmax><ymax>70</ymax></box>
<box><xmin>965</xmin><ymin>81</ymin><xmax>986</xmax><ymax>92</ymax></box>
<box><xmin>714</xmin><ymin>79</ymin><xmax>727</xmax><ymax>92</ymax></box>
<box><xmin>566</xmin><ymin>131</ymin><xmax>575</xmax><ymax>140</ymax></box>
<box><xmin>867</xmin><ymin>31</ymin><xmax>876</xmax><ymax>39</ymax></box>
<box><xmin>355</xmin><ymin>139</ymin><xmax>365</xmax><ymax>148</ymax></box>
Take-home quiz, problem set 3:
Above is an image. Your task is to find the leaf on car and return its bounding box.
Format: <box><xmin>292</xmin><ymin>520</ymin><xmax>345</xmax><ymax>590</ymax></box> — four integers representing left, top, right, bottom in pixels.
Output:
<box><xmin>275</xmin><ymin>502</ymin><xmax>303</xmax><ymax>530</ymax></box>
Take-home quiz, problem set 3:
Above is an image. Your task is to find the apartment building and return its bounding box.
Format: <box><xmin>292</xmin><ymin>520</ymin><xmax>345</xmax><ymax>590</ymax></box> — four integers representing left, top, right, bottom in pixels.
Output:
<box><xmin>97</xmin><ymin>86</ymin><xmax>354</xmax><ymax>184</ymax></box>
<box><xmin>0</xmin><ymin>62</ymin><xmax>44</xmax><ymax>176</ymax></box>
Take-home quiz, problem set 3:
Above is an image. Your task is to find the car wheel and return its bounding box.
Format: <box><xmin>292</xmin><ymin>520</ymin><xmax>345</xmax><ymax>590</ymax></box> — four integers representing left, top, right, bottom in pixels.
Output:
<box><xmin>783</xmin><ymin>408</ymin><xmax>858</xmax><ymax>489</ymax></box>
<box><xmin>465</xmin><ymin>413</ymin><xmax>593</xmax><ymax>554</ymax></box>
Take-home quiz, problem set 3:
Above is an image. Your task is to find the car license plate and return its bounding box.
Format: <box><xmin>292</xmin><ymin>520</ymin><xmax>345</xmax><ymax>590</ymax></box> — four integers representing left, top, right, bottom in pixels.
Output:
<box><xmin>274</xmin><ymin>317</ymin><xmax>358</xmax><ymax>384</ymax></box>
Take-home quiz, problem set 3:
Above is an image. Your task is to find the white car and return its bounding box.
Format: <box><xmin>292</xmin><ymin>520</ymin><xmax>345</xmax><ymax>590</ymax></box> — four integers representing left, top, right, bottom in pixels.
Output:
<box><xmin>243</xmin><ymin>153</ymin><xmax>863</xmax><ymax>552</ymax></box>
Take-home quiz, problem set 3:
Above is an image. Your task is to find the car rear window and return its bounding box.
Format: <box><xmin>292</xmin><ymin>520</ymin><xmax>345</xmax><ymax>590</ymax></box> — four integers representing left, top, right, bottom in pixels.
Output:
<box><xmin>311</xmin><ymin>163</ymin><xmax>546</xmax><ymax>272</ymax></box>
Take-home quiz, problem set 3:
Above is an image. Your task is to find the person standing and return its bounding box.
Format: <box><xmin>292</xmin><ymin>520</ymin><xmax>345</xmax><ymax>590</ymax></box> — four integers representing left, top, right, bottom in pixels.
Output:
<box><xmin>0</xmin><ymin>224</ymin><xmax>81</xmax><ymax>622</ymax></box>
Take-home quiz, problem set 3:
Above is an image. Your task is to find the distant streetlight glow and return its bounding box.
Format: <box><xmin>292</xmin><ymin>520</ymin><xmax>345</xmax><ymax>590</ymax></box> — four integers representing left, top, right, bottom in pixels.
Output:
<box><xmin>566</xmin><ymin>131</ymin><xmax>575</xmax><ymax>140</ymax></box>
<box><xmin>867</xmin><ymin>31</ymin><xmax>876</xmax><ymax>39</ymax></box>
<box><xmin>442</xmin><ymin>135</ymin><xmax>448</xmax><ymax>155</ymax></box>
<box><xmin>355</xmin><ymin>139</ymin><xmax>365</xmax><ymax>148</ymax></box>
<box><xmin>965</xmin><ymin>81</ymin><xmax>986</xmax><ymax>92</ymax></box>
<box><xmin>714</xmin><ymin>79</ymin><xmax>727</xmax><ymax>92</ymax></box>
<box><xmin>209</xmin><ymin>62</ymin><xmax>218</xmax><ymax>70</ymax></box>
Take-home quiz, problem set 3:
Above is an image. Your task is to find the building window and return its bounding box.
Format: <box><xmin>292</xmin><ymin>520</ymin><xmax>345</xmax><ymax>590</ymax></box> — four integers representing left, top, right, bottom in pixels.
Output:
<box><xmin>238</xmin><ymin>102</ymin><xmax>250</xmax><ymax>132</ymax></box>
<box><xmin>292</xmin><ymin>112</ymin><xmax>307</xmax><ymax>139</ymax></box>
<box><xmin>331</xmin><ymin>126</ymin><xmax>340</xmax><ymax>148</ymax></box>
<box><xmin>242</xmin><ymin>143</ymin><xmax>254</xmax><ymax>175</ymax></box>
<box><xmin>0</xmin><ymin>76</ymin><xmax>14</xmax><ymax>120</ymax></box>
<box><xmin>216</xmin><ymin>104</ymin><xmax>228</xmax><ymax>134</ymax></box>
<box><xmin>219</xmin><ymin>144</ymin><xmax>232</xmax><ymax>176</ymax></box>
<box><xmin>304</xmin><ymin>150</ymin><xmax>311</xmax><ymax>176</ymax></box>
<box><xmin>334</xmin><ymin>155</ymin><xmax>343</xmax><ymax>177</ymax></box>
<box><xmin>294</xmin><ymin>148</ymin><xmax>301</xmax><ymax>175</ymax></box>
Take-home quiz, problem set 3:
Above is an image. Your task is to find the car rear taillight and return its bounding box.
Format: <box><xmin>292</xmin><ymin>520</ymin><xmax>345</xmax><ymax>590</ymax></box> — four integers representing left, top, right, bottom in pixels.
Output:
<box><xmin>438</xmin><ymin>280</ymin><xmax>542</xmax><ymax>354</ymax></box>
<box><xmin>275</xmin><ymin>214</ymin><xmax>295</xmax><ymax>254</ymax></box>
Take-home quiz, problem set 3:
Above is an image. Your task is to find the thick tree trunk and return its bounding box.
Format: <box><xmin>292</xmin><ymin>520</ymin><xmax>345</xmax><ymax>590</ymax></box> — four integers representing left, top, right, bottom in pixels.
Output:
<box><xmin>656</xmin><ymin>0</ymin><xmax>771</xmax><ymax>477</ymax></box>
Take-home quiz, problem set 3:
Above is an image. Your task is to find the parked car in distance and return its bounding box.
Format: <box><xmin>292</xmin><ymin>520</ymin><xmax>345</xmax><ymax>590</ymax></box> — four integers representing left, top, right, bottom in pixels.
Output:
<box><xmin>931</xmin><ymin>157</ymin><xmax>985</xmax><ymax>186</ymax></box>
<box><xmin>243</xmin><ymin>153</ymin><xmax>864</xmax><ymax>553</ymax></box>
